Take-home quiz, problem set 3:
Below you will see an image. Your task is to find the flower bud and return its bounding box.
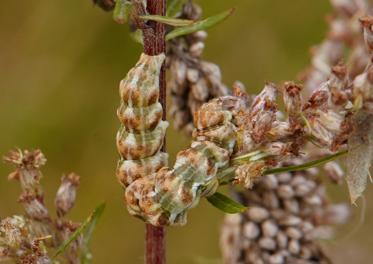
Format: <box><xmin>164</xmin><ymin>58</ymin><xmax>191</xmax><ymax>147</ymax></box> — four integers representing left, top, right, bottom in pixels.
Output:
<box><xmin>19</xmin><ymin>194</ymin><xmax>50</xmax><ymax>221</ymax></box>
<box><xmin>353</xmin><ymin>65</ymin><xmax>373</xmax><ymax>100</ymax></box>
<box><xmin>324</xmin><ymin>204</ymin><xmax>350</xmax><ymax>225</ymax></box>
<box><xmin>268</xmin><ymin>121</ymin><xmax>292</xmax><ymax>141</ymax></box>
<box><xmin>193</xmin><ymin>30</ymin><xmax>208</xmax><ymax>41</ymax></box>
<box><xmin>360</xmin><ymin>16</ymin><xmax>373</xmax><ymax>53</ymax></box>
<box><xmin>282</xmin><ymin>82</ymin><xmax>303</xmax><ymax>117</ymax></box>
<box><xmin>263</xmin><ymin>142</ymin><xmax>293</xmax><ymax>157</ymax></box>
<box><xmin>186</xmin><ymin>68</ymin><xmax>199</xmax><ymax>83</ymax></box>
<box><xmin>235</xmin><ymin>161</ymin><xmax>266</xmax><ymax>189</ymax></box>
<box><xmin>328</xmin><ymin>16</ymin><xmax>352</xmax><ymax>43</ymax></box>
<box><xmin>247</xmin><ymin>83</ymin><xmax>278</xmax><ymax>143</ymax></box>
<box><xmin>323</xmin><ymin>161</ymin><xmax>344</xmax><ymax>183</ymax></box>
<box><xmin>55</xmin><ymin>173</ymin><xmax>80</xmax><ymax>217</ymax></box>
<box><xmin>189</xmin><ymin>42</ymin><xmax>205</xmax><ymax>58</ymax></box>
<box><xmin>329</xmin><ymin>64</ymin><xmax>349</xmax><ymax>106</ymax></box>
<box><xmin>191</xmin><ymin>78</ymin><xmax>209</xmax><ymax>101</ymax></box>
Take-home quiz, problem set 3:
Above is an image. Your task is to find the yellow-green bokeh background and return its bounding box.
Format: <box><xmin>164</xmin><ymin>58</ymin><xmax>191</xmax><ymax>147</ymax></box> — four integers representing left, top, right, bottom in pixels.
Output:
<box><xmin>0</xmin><ymin>1</ymin><xmax>372</xmax><ymax>263</ymax></box>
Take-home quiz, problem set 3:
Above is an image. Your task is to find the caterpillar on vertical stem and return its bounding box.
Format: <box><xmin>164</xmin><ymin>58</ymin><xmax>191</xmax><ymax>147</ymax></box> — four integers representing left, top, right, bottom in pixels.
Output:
<box><xmin>116</xmin><ymin>53</ymin><xmax>168</xmax><ymax>188</ymax></box>
<box><xmin>124</xmin><ymin>90</ymin><xmax>250</xmax><ymax>226</ymax></box>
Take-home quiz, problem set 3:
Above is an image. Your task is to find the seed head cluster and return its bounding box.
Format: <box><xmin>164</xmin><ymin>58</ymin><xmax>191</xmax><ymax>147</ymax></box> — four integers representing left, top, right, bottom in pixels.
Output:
<box><xmin>1</xmin><ymin>149</ymin><xmax>84</xmax><ymax>264</ymax></box>
<box><xmin>167</xmin><ymin>1</ymin><xmax>230</xmax><ymax>134</ymax></box>
<box><xmin>221</xmin><ymin>161</ymin><xmax>349</xmax><ymax>264</ymax></box>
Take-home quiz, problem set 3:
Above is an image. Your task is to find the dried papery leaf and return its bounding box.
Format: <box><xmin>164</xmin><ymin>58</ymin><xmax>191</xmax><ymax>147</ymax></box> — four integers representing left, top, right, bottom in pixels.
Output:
<box><xmin>346</xmin><ymin>112</ymin><xmax>373</xmax><ymax>204</ymax></box>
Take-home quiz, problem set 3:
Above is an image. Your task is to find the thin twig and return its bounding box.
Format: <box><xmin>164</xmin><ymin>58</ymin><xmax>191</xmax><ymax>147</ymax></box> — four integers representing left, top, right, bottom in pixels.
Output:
<box><xmin>142</xmin><ymin>0</ymin><xmax>167</xmax><ymax>264</ymax></box>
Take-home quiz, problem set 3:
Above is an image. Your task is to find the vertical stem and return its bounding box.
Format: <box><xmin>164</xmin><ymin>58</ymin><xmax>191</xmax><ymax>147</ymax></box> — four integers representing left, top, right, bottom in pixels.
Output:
<box><xmin>143</xmin><ymin>1</ymin><xmax>166</xmax><ymax>264</ymax></box>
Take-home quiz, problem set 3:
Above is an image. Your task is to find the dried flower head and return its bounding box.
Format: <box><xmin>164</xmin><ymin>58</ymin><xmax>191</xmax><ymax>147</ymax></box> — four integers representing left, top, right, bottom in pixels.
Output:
<box><xmin>0</xmin><ymin>216</ymin><xmax>29</xmax><ymax>249</ymax></box>
<box><xmin>2</xmin><ymin>149</ymin><xmax>89</xmax><ymax>263</ymax></box>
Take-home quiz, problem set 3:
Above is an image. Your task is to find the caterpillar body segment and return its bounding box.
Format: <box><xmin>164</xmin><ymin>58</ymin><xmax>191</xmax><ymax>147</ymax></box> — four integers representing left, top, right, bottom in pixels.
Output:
<box><xmin>117</xmin><ymin>102</ymin><xmax>163</xmax><ymax>132</ymax></box>
<box><xmin>116</xmin><ymin>53</ymin><xmax>168</xmax><ymax>188</ymax></box>
<box><xmin>116</xmin><ymin>121</ymin><xmax>168</xmax><ymax>160</ymax></box>
<box><xmin>119</xmin><ymin>53</ymin><xmax>164</xmax><ymax>108</ymax></box>
<box><xmin>116</xmin><ymin>152</ymin><xmax>168</xmax><ymax>188</ymax></box>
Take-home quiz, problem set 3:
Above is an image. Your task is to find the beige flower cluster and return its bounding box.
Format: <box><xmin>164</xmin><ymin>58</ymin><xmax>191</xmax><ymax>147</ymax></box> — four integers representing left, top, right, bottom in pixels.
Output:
<box><xmin>1</xmin><ymin>150</ymin><xmax>82</xmax><ymax>264</ymax></box>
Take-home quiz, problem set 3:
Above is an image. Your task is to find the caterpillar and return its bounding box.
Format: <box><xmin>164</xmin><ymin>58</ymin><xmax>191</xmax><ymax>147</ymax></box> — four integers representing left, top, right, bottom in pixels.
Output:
<box><xmin>124</xmin><ymin>87</ymin><xmax>250</xmax><ymax>226</ymax></box>
<box><xmin>116</xmin><ymin>53</ymin><xmax>168</xmax><ymax>188</ymax></box>
<box><xmin>117</xmin><ymin>53</ymin><xmax>296</xmax><ymax>226</ymax></box>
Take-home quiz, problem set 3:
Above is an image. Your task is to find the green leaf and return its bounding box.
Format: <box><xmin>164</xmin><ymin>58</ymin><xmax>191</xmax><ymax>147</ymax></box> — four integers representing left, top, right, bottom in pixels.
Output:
<box><xmin>167</xmin><ymin>0</ymin><xmax>188</xmax><ymax>17</ymax></box>
<box><xmin>139</xmin><ymin>15</ymin><xmax>193</xmax><ymax>26</ymax></box>
<box><xmin>113</xmin><ymin>0</ymin><xmax>132</xmax><ymax>24</ymax></box>
<box><xmin>80</xmin><ymin>203</ymin><xmax>106</xmax><ymax>263</ymax></box>
<box><xmin>264</xmin><ymin>150</ymin><xmax>348</xmax><ymax>175</ymax></box>
<box><xmin>54</xmin><ymin>203</ymin><xmax>106</xmax><ymax>259</ymax></box>
<box><xmin>206</xmin><ymin>192</ymin><xmax>247</xmax><ymax>214</ymax></box>
<box><xmin>166</xmin><ymin>8</ymin><xmax>235</xmax><ymax>41</ymax></box>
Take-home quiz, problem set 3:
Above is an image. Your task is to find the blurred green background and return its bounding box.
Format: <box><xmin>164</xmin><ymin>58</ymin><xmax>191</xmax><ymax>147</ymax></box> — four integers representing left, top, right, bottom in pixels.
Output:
<box><xmin>0</xmin><ymin>0</ymin><xmax>372</xmax><ymax>263</ymax></box>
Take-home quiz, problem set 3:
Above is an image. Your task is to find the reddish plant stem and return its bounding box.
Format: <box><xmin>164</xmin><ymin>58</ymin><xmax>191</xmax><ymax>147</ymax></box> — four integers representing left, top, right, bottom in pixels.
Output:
<box><xmin>142</xmin><ymin>0</ymin><xmax>167</xmax><ymax>264</ymax></box>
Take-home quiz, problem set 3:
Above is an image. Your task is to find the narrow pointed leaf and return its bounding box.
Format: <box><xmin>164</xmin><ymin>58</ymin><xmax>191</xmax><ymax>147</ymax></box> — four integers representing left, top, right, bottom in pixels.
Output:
<box><xmin>166</xmin><ymin>8</ymin><xmax>235</xmax><ymax>41</ymax></box>
<box><xmin>139</xmin><ymin>15</ymin><xmax>193</xmax><ymax>26</ymax></box>
<box><xmin>167</xmin><ymin>0</ymin><xmax>188</xmax><ymax>17</ymax></box>
<box><xmin>264</xmin><ymin>150</ymin><xmax>348</xmax><ymax>175</ymax></box>
<box><xmin>206</xmin><ymin>192</ymin><xmax>247</xmax><ymax>214</ymax></box>
<box><xmin>217</xmin><ymin>150</ymin><xmax>348</xmax><ymax>187</ymax></box>
<box><xmin>54</xmin><ymin>203</ymin><xmax>106</xmax><ymax>258</ymax></box>
<box><xmin>80</xmin><ymin>203</ymin><xmax>106</xmax><ymax>263</ymax></box>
